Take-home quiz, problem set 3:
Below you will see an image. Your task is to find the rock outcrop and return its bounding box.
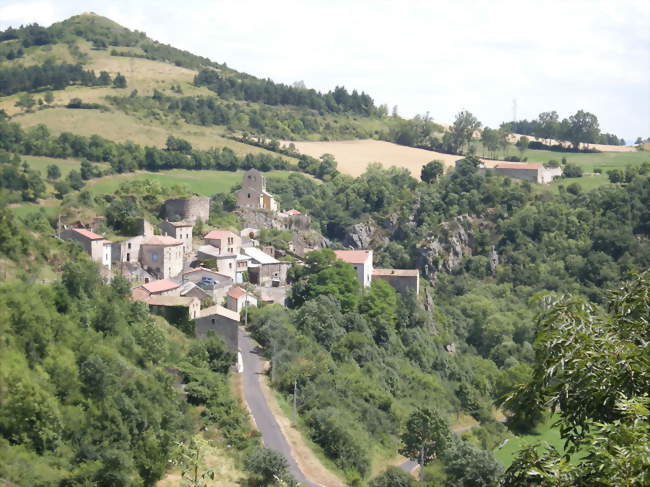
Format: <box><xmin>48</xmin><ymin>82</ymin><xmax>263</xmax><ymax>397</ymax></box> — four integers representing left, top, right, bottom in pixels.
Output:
<box><xmin>416</xmin><ymin>215</ymin><xmax>483</xmax><ymax>281</ymax></box>
<box><xmin>343</xmin><ymin>221</ymin><xmax>386</xmax><ymax>249</ymax></box>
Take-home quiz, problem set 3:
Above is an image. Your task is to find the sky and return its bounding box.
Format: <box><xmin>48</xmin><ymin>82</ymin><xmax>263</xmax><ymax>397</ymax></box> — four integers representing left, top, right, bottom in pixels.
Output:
<box><xmin>1</xmin><ymin>0</ymin><xmax>648</xmax><ymax>142</ymax></box>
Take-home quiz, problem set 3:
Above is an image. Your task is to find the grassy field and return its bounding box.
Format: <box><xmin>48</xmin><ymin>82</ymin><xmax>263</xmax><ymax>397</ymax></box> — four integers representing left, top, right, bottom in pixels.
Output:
<box><xmin>86</xmin><ymin>169</ymin><xmax>296</xmax><ymax>196</ymax></box>
<box><xmin>21</xmin><ymin>154</ymin><xmax>112</xmax><ymax>177</ymax></box>
<box><xmin>493</xmin><ymin>416</ymin><xmax>566</xmax><ymax>467</ymax></box>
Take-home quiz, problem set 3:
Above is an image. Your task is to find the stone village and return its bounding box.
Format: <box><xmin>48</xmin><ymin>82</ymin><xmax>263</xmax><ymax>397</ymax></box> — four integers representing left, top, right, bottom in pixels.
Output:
<box><xmin>60</xmin><ymin>169</ymin><xmax>420</xmax><ymax>351</ymax></box>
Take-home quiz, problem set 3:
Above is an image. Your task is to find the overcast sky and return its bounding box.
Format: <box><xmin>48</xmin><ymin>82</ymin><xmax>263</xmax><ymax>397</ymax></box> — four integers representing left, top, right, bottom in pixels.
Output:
<box><xmin>1</xmin><ymin>0</ymin><xmax>648</xmax><ymax>142</ymax></box>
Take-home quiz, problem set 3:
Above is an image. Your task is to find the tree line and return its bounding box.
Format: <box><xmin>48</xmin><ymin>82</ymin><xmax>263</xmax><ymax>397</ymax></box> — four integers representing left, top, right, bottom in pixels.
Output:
<box><xmin>0</xmin><ymin>60</ymin><xmax>126</xmax><ymax>97</ymax></box>
<box><xmin>195</xmin><ymin>68</ymin><xmax>380</xmax><ymax>116</ymax></box>
<box><xmin>502</xmin><ymin>109</ymin><xmax>625</xmax><ymax>147</ymax></box>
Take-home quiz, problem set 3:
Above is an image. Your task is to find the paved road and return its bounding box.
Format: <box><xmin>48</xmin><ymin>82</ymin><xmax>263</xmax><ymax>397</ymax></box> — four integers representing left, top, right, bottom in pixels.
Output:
<box><xmin>238</xmin><ymin>327</ymin><xmax>320</xmax><ymax>487</ymax></box>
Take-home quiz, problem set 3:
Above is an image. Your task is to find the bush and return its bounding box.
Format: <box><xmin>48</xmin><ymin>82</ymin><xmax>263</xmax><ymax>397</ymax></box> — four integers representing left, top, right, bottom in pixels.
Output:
<box><xmin>369</xmin><ymin>467</ymin><xmax>416</xmax><ymax>487</ymax></box>
<box><xmin>244</xmin><ymin>447</ymin><xmax>293</xmax><ymax>486</ymax></box>
<box><xmin>562</xmin><ymin>163</ymin><xmax>583</xmax><ymax>178</ymax></box>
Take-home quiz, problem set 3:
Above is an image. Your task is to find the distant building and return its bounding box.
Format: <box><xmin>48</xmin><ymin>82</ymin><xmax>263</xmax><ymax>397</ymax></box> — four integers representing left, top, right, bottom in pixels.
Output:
<box><xmin>242</xmin><ymin>247</ymin><xmax>290</xmax><ymax>286</ymax></box>
<box><xmin>474</xmin><ymin>161</ymin><xmax>562</xmax><ymax>184</ymax></box>
<box><xmin>226</xmin><ymin>287</ymin><xmax>258</xmax><ymax>313</ymax></box>
<box><xmin>164</xmin><ymin>196</ymin><xmax>210</xmax><ymax>223</ymax></box>
<box><xmin>140</xmin><ymin>235</ymin><xmax>184</xmax><ymax>279</ymax></box>
<box><xmin>131</xmin><ymin>279</ymin><xmax>181</xmax><ymax>301</ymax></box>
<box><xmin>160</xmin><ymin>220</ymin><xmax>193</xmax><ymax>254</ymax></box>
<box><xmin>334</xmin><ymin>250</ymin><xmax>373</xmax><ymax>288</ymax></box>
<box><xmin>204</xmin><ymin>229</ymin><xmax>241</xmax><ymax>255</ymax></box>
<box><xmin>196</xmin><ymin>246</ymin><xmax>238</xmax><ymax>279</ymax></box>
<box><xmin>111</xmin><ymin>236</ymin><xmax>144</xmax><ymax>264</ymax></box>
<box><xmin>60</xmin><ymin>228</ymin><xmax>111</xmax><ymax>269</ymax></box>
<box><xmin>194</xmin><ymin>305</ymin><xmax>240</xmax><ymax>350</ymax></box>
<box><xmin>236</xmin><ymin>169</ymin><xmax>278</xmax><ymax>211</ymax></box>
<box><xmin>182</xmin><ymin>266</ymin><xmax>233</xmax><ymax>302</ymax></box>
<box><xmin>178</xmin><ymin>281</ymin><xmax>212</xmax><ymax>303</ymax></box>
<box><xmin>372</xmin><ymin>268</ymin><xmax>420</xmax><ymax>295</ymax></box>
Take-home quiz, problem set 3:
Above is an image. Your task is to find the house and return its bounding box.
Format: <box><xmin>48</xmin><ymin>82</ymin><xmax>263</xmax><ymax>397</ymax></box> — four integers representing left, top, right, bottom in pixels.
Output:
<box><xmin>112</xmin><ymin>236</ymin><xmax>144</xmax><ymax>264</ymax></box>
<box><xmin>178</xmin><ymin>281</ymin><xmax>212</xmax><ymax>303</ymax></box>
<box><xmin>372</xmin><ymin>268</ymin><xmax>420</xmax><ymax>295</ymax></box>
<box><xmin>236</xmin><ymin>169</ymin><xmax>278</xmax><ymax>211</ymax></box>
<box><xmin>476</xmin><ymin>161</ymin><xmax>562</xmax><ymax>184</ymax></box>
<box><xmin>140</xmin><ymin>235</ymin><xmax>184</xmax><ymax>279</ymax></box>
<box><xmin>147</xmin><ymin>295</ymin><xmax>200</xmax><ymax>320</ymax></box>
<box><xmin>242</xmin><ymin>247</ymin><xmax>290</xmax><ymax>286</ymax></box>
<box><xmin>334</xmin><ymin>250</ymin><xmax>373</xmax><ymax>288</ymax></box>
<box><xmin>226</xmin><ymin>287</ymin><xmax>258</xmax><ymax>314</ymax></box>
<box><xmin>196</xmin><ymin>245</ymin><xmax>238</xmax><ymax>279</ymax></box>
<box><xmin>160</xmin><ymin>220</ymin><xmax>193</xmax><ymax>254</ymax></box>
<box><xmin>131</xmin><ymin>279</ymin><xmax>181</xmax><ymax>301</ymax></box>
<box><xmin>194</xmin><ymin>305</ymin><xmax>240</xmax><ymax>350</ymax></box>
<box><xmin>60</xmin><ymin>228</ymin><xmax>112</xmax><ymax>269</ymax></box>
<box><xmin>240</xmin><ymin>227</ymin><xmax>260</xmax><ymax>239</ymax></box>
<box><xmin>204</xmin><ymin>229</ymin><xmax>241</xmax><ymax>255</ymax></box>
<box><xmin>182</xmin><ymin>266</ymin><xmax>233</xmax><ymax>303</ymax></box>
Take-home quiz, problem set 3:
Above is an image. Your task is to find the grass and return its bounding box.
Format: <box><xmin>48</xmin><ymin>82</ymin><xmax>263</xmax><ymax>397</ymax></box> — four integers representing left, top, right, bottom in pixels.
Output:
<box><xmin>86</xmin><ymin>169</ymin><xmax>296</xmax><ymax>196</ymax></box>
<box><xmin>492</xmin><ymin>416</ymin><xmax>566</xmax><ymax>467</ymax></box>
<box><xmin>10</xmin><ymin>200</ymin><xmax>61</xmax><ymax>219</ymax></box>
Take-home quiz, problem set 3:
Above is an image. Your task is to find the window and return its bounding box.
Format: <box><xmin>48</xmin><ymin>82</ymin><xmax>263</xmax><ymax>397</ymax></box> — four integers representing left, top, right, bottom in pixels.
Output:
<box><xmin>126</xmin><ymin>253</ymin><xmax>130</xmax><ymax>262</ymax></box>
<box><xmin>211</xmin><ymin>318</ymin><xmax>215</xmax><ymax>324</ymax></box>
<box><xmin>247</xmin><ymin>193</ymin><xmax>251</xmax><ymax>198</ymax></box>
<box><xmin>229</xmin><ymin>263</ymin><xmax>233</xmax><ymax>269</ymax></box>
<box><xmin>128</xmin><ymin>242</ymin><xmax>131</xmax><ymax>249</ymax></box>
<box><xmin>151</xmin><ymin>253</ymin><xmax>158</xmax><ymax>262</ymax></box>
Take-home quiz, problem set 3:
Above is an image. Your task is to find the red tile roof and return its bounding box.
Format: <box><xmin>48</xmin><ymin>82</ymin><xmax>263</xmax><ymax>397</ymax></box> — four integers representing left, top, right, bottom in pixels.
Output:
<box><xmin>204</xmin><ymin>229</ymin><xmax>237</xmax><ymax>240</ymax></box>
<box><xmin>227</xmin><ymin>287</ymin><xmax>247</xmax><ymax>299</ymax></box>
<box><xmin>334</xmin><ymin>250</ymin><xmax>372</xmax><ymax>264</ymax></box>
<box><xmin>141</xmin><ymin>279</ymin><xmax>180</xmax><ymax>294</ymax></box>
<box><xmin>142</xmin><ymin>236</ymin><xmax>182</xmax><ymax>246</ymax></box>
<box><xmin>494</xmin><ymin>163</ymin><xmax>541</xmax><ymax>171</ymax></box>
<box><xmin>131</xmin><ymin>287</ymin><xmax>151</xmax><ymax>302</ymax></box>
<box><xmin>72</xmin><ymin>228</ymin><xmax>103</xmax><ymax>240</ymax></box>
<box><xmin>286</xmin><ymin>209</ymin><xmax>301</xmax><ymax>215</ymax></box>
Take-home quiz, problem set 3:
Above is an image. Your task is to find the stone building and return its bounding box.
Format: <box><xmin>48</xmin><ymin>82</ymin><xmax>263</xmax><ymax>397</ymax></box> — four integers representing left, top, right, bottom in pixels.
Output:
<box><xmin>475</xmin><ymin>161</ymin><xmax>562</xmax><ymax>184</ymax></box>
<box><xmin>236</xmin><ymin>169</ymin><xmax>278</xmax><ymax>211</ymax></box>
<box><xmin>226</xmin><ymin>287</ymin><xmax>258</xmax><ymax>313</ymax></box>
<box><xmin>61</xmin><ymin>228</ymin><xmax>112</xmax><ymax>269</ymax></box>
<box><xmin>243</xmin><ymin>247</ymin><xmax>290</xmax><ymax>286</ymax></box>
<box><xmin>204</xmin><ymin>229</ymin><xmax>241</xmax><ymax>255</ymax></box>
<box><xmin>372</xmin><ymin>268</ymin><xmax>420</xmax><ymax>295</ymax></box>
<box><xmin>182</xmin><ymin>266</ymin><xmax>233</xmax><ymax>303</ymax></box>
<box><xmin>131</xmin><ymin>279</ymin><xmax>181</xmax><ymax>301</ymax></box>
<box><xmin>140</xmin><ymin>236</ymin><xmax>184</xmax><ymax>279</ymax></box>
<box><xmin>196</xmin><ymin>246</ymin><xmax>238</xmax><ymax>279</ymax></box>
<box><xmin>164</xmin><ymin>196</ymin><xmax>210</xmax><ymax>223</ymax></box>
<box><xmin>160</xmin><ymin>220</ymin><xmax>193</xmax><ymax>254</ymax></box>
<box><xmin>194</xmin><ymin>305</ymin><xmax>240</xmax><ymax>351</ymax></box>
<box><xmin>334</xmin><ymin>250</ymin><xmax>373</xmax><ymax>288</ymax></box>
<box><xmin>111</xmin><ymin>236</ymin><xmax>144</xmax><ymax>264</ymax></box>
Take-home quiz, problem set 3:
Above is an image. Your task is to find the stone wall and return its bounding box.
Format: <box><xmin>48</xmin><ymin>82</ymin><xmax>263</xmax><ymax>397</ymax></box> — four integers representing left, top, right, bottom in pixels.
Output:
<box><xmin>195</xmin><ymin>312</ymin><xmax>239</xmax><ymax>351</ymax></box>
<box><xmin>164</xmin><ymin>196</ymin><xmax>210</xmax><ymax>223</ymax></box>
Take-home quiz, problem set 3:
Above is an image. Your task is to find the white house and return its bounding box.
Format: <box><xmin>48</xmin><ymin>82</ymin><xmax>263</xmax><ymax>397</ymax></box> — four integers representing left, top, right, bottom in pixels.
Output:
<box><xmin>334</xmin><ymin>250</ymin><xmax>373</xmax><ymax>288</ymax></box>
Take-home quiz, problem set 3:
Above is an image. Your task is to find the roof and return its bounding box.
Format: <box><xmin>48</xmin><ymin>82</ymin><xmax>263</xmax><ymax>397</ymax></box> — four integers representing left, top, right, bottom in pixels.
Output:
<box><xmin>204</xmin><ymin>229</ymin><xmax>238</xmax><ymax>240</ymax></box>
<box><xmin>142</xmin><ymin>279</ymin><xmax>180</xmax><ymax>294</ymax></box>
<box><xmin>286</xmin><ymin>209</ymin><xmax>301</xmax><ymax>216</ymax></box>
<box><xmin>243</xmin><ymin>247</ymin><xmax>279</xmax><ymax>265</ymax></box>
<box><xmin>142</xmin><ymin>235</ymin><xmax>183</xmax><ymax>246</ymax></box>
<box><xmin>373</xmin><ymin>268</ymin><xmax>419</xmax><ymax>277</ymax></box>
<box><xmin>131</xmin><ymin>287</ymin><xmax>151</xmax><ymax>302</ymax></box>
<box><xmin>147</xmin><ymin>295</ymin><xmax>199</xmax><ymax>307</ymax></box>
<box><xmin>493</xmin><ymin>163</ymin><xmax>541</xmax><ymax>171</ymax></box>
<box><xmin>199</xmin><ymin>304</ymin><xmax>240</xmax><ymax>321</ymax></box>
<box><xmin>334</xmin><ymin>250</ymin><xmax>372</xmax><ymax>265</ymax></box>
<box><xmin>71</xmin><ymin>228</ymin><xmax>103</xmax><ymax>240</ymax></box>
<box><xmin>197</xmin><ymin>245</ymin><xmax>237</xmax><ymax>258</ymax></box>
<box><xmin>227</xmin><ymin>287</ymin><xmax>247</xmax><ymax>299</ymax></box>
<box><xmin>183</xmin><ymin>266</ymin><xmax>230</xmax><ymax>279</ymax></box>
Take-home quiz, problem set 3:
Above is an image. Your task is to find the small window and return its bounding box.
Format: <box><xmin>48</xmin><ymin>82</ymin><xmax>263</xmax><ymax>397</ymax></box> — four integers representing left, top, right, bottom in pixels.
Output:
<box><xmin>128</xmin><ymin>242</ymin><xmax>131</xmax><ymax>249</ymax></box>
<box><xmin>229</xmin><ymin>263</ymin><xmax>233</xmax><ymax>269</ymax></box>
<box><xmin>151</xmin><ymin>253</ymin><xmax>158</xmax><ymax>262</ymax></box>
<box><xmin>126</xmin><ymin>253</ymin><xmax>130</xmax><ymax>262</ymax></box>
<box><xmin>247</xmin><ymin>193</ymin><xmax>251</xmax><ymax>198</ymax></box>
<box><xmin>211</xmin><ymin>318</ymin><xmax>215</xmax><ymax>324</ymax></box>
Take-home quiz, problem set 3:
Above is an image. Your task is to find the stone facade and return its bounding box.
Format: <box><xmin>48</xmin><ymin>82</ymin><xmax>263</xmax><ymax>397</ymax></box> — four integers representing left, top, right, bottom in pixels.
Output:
<box><xmin>61</xmin><ymin>228</ymin><xmax>111</xmax><ymax>269</ymax></box>
<box><xmin>111</xmin><ymin>236</ymin><xmax>144</xmax><ymax>264</ymax></box>
<box><xmin>204</xmin><ymin>230</ymin><xmax>241</xmax><ymax>255</ymax></box>
<box><xmin>160</xmin><ymin>220</ymin><xmax>193</xmax><ymax>254</ymax></box>
<box><xmin>476</xmin><ymin>162</ymin><xmax>563</xmax><ymax>184</ymax></box>
<box><xmin>164</xmin><ymin>196</ymin><xmax>210</xmax><ymax>223</ymax></box>
<box><xmin>372</xmin><ymin>269</ymin><xmax>420</xmax><ymax>295</ymax></box>
<box><xmin>140</xmin><ymin>236</ymin><xmax>184</xmax><ymax>279</ymax></box>
<box><xmin>194</xmin><ymin>305</ymin><xmax>240</xmax><ymax>351</ymax></box>
<box><xmin>236</xmin><ymin>169</ymin><xmax>278</xmax><ymax>211</ymax></box>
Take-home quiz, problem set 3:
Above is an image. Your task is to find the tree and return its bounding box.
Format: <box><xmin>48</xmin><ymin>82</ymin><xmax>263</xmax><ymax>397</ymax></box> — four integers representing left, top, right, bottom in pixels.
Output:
<box><xmin>399</xmin><ymin>408</ymin><xmax>451</xmax><ymax>481</ymax></box>
<box><xmin>481</xmin><ymin>127</ymin><xmax>500</xmax><ymax>158</ymax></box>
<box><xmin>449</xmin><ymin>110</ymin><xmax>482</xmax><ymax>154</ymax></box>
<box><xmin>421</xmin><ymin>160</ymin><xmax>444</xmax><ymax>183</ymax></box>
<box><xmin>173</xmin><ymin>436</ymin><xmax>215</xmax><ymax>487</ymax></box>
<box><xmin>43</xmin><ymin>91</ymin><xmax>54</xmax><ymax>104</ymax></box>
<box><xmin>66</xmin><ymin>169</ymin><xmax>84</xmax><ymax>190</ymax></box>
<box><xmin>562</xmin><ymin>163</ymin><xmax>583</xmax><ymax>178</ymax></box>
<box><xmin>566</xmin><ymin>110</ymin><xmax>599</xmax><ymax>149</ymax></box>
<box><xmin>369</xmin><ymin>467</ymin><xmax>415</xmax><ymax>487</ymax></box>
<box><xmin>515</xmin><ymin>136</ymin><xmax>529</xmax><ymax>154</ymax></box>
<box><xmin>244</xmin><ymin>447</ymin><xmax>293</xmax><ymax>486</ymax></box>
<box><xmin>501</xmin><ymin>272</ymin><xmax>650</xmax><ymax>486</ymax></box>
<box><xmin>535</xmin><ymin>111</ymin><xmax>559</xmax><ymax>145</ymax></box>
<box><xmin>15</xmin><ymin>93</ymin><xmax>35</xmax><ymax>112</ymax></box>
<box><xmin>46</xmin><ymin>164</ymin><xmax>61</xmax><ymax>180</ymax></box>
<box><xmin>443</xmin><ymin>440</ymin><xmax>502</xmax><ymax>487</ymax></box>
<box><xmin>113</xmin><ymin>73</ymin><xmax>127</xmax><ymax>88</ymax></box>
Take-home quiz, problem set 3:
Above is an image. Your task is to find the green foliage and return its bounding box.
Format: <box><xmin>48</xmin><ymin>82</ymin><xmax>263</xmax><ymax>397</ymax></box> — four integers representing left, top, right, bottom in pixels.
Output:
<box><xmin>443</xmin><ymin>439</ymin><xmax>503</xmax><ymax>487</ymax></box>
<box><xmin>421</xmin><ymin>160</ymin><xmax>444</xmax><ymax>183</ymax></box>
<box><xmin>244</xmin><ymin>447</ymin><xmax>293</xmax><ymax>486</ymax></box>
<box><xmin>369</xmin><ymin>467</ymin><xmax>416</xmax><ymax>487</ymax></box>
<box><xmin>399</xmin><ymin>408</ymin><xmax>451</xmax><ymax>469</ymax></box>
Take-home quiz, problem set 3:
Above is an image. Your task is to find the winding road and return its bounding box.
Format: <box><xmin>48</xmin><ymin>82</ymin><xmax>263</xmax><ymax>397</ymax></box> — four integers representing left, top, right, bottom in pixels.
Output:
<box><xmin>238</xmin><ymin>327</ymin><xmax>321</xmax><ymax>487</ymax></box>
